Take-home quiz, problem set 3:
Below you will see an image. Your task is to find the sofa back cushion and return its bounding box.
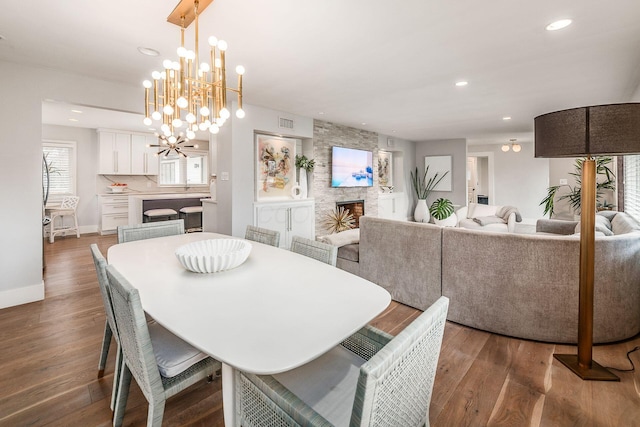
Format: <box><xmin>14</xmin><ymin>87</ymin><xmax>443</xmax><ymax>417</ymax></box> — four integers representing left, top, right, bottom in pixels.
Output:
<box><xmin>467</xmin><ymin>203</ymin><xmax>501</xmax><ymax>219</ymax></box>
<box><xmin>611</xmin><ymin>212</ymin><xmax>640</xmax><ymax>235</ymax></box>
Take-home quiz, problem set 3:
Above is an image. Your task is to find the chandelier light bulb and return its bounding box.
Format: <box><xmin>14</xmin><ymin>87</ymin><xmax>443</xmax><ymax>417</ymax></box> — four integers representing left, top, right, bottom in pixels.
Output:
<box><xmin>171</xmin><ymin>61</ymin><xmax>180</xmax><ymax>71</ymax></box>
<box><xmin>192</xmin><ymin>124</ymin><xmax>199</xmax><ymax>131</ymax></box>
<box><xmin>152</xmin><ymin>111</ymin><xmax>162</xmax><ymax>120</ymax></box>
<box><xmin>209</xmin><ymin>125</ymin><xmax>220</xmax><ymax>134</ymax></box>
<box><xmin>216</xmin><ymin>117</ymin><xmax>226</xmax><ymax>126</ymax></box>
<box><xmin>163</xmin><ymin>105</ymin><xmax>174</xmax><ymax>115</ymax></box>
<box><xmin>236</xmin><ymin>65</ymin><xmax>245</xmax><ymax>75</ymax></box>
<box><xmin>177</xmin><ymin>46</ymin><xmax>187</xmax><ymax>57</ymax></box>
<box><xmin>177</xmin><ymin>97</ymin><xmax>188</xmax><ymax>109</ymax></box>
<box><xmin>214</xmin><ymin>58</ymin><xmax>222</xmax><ymax>68</ymax></box>
<box><xmin>200</xmin><ymin>106</ymin><xmax>210</xmax><ymax>117</ymax></box>
<box><xmin>163</xmin><ymin>59</ymin><xmax>172</xmax><ymax>69</ymax></box>
<box><xmin>163</xmin><ymin>129</ymin><xmax>172</xmax><ymax>137</ymax></box>
<box><xmin>143</xmin><ymin>117</ymin><xmax>153</xmax><ymax>126</ymax></box>
<box><xmin>220</xmin><ymin>108</ymin><xmax>230</xmax><ymax>119</ymax></box>
<box><xmin>168</xmin><ymin>136</ymin><xmax>177</xmax><ymax>144</ymax></box>
<box><xmin>208</xmin><ymin>36</ymin><xmax>218</xmax><ymax>46</ymax></box>
<box><xmin>187</xmin><ymin>130</ymin><xmax>196</xmax><ymax>139</ymax></box>
<box><xmin>151</xmin><ymin>71</ymin><xmax>161</xmax><ymax>80</ymax></box>
<box><xmin>236</xmin><ymin>108</ymin><xmax>245</xmax><ymax>119</ymax></box>
<box><xmin>143</xmin><ymin>80</ymin><xmax>152</xmax><ymax>89</ymax></box>
<box><xmin>512</xmin><ymin>144</ymin><xmax>522</xmax><ymax>153</ymax></box>
<box><xmin>193</xmin><ymin>143</ymin><xmax>199</xmax><ymax>149</ymax></box>
<box><xmin>186</xmin><ymin>112</ymin><xmax>196</xmax><ymax>123</ymax></box>
<box><xmin>172</xmin><ymin>118</ymin><xmax>183</xmax><ymax>128</ymax></box>
<box><xmin>501</xmin><ymin>144</ymin><xmax>510</xmax><ymax>152</ymax></box>
<box><xmin>160</xmin><ymin>71</ymin><xmax>166</xmax><ymax>80</ymax></box>
<box><xmin>217</xmin><ymin>40</ymin><xmax>228</xmax><ymax>51</ymax></box>
<box><xmin>161</xmin><ymin>123</ymin><xmax>170</xmax><ymax>132</ymax></box>
<box><xmin>199</xmin><ymin>122</ymin><xmax>208</xmax><ymax>131</ymax></box>
<box><xmin>186</xmin><ymin>50</ymin><xmax>195</xmax><ymax>61</ymax></box>
<box><xmin>200</xmin><ymin>62</ymin><xmax>210</xmax><ymax>72</ymax></box>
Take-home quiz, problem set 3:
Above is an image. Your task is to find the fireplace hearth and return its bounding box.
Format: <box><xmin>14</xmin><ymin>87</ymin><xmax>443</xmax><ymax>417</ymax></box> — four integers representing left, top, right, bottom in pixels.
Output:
<box><xmin>336</xmin><ymin>200</ymin><xmax>365</xmax><ymax>228</ymax></box>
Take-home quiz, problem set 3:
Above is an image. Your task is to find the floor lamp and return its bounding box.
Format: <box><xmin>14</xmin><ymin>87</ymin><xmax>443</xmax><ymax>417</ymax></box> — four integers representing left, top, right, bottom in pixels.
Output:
<box><xmin>534</xmin><ymin>103</ymin><xmax>640</xmax><ymax>381</ymax></box>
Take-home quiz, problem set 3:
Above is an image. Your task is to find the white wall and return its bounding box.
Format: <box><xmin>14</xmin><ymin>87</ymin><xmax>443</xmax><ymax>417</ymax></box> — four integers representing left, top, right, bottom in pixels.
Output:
<box><xmin>217</xmin><ymin>102</ymin><xmax>314</xmax><ymax>237</ymax></box>
<box><xmin>415</xmin><ymin>139</ymin><xmax>467</xmax><ymax>208</ymax></box>
<box><xmin>469</xmin><ymin>142</ymin><xmax>549</xmax><ymax>219</ymax></box>
<box><xmin>377</xmin><ymin>134</ymin><xmax>415</xmax><ymax>219</ymax></box>
<box><xmin>0</xmin><ymin>59</ymin><xmax>139</xmax><ymax>308</ymax></box>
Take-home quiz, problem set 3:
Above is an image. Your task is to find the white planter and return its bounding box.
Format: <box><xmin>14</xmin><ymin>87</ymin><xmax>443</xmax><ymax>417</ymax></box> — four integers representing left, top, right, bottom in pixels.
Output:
<box><xmin>414</xmin><ymin>199</ymin><xmax>430</xmax><ymax>223</ymax></box>
<box><xmin>434</xmin><ymin>213</ymin><xmax>457</xmax><ymax>227</ymax></box>
<box><xmin>299</xmin><ymin>169</ymin><xmax>308</xmax><ymax>199</ymax></box>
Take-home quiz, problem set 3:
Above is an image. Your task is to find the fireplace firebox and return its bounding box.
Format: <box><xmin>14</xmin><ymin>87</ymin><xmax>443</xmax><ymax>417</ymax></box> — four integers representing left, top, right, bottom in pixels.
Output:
<box><xmin>336</xmin><ymin>200</ymin><xmax>365</xmax><ymax>228</ymax></box>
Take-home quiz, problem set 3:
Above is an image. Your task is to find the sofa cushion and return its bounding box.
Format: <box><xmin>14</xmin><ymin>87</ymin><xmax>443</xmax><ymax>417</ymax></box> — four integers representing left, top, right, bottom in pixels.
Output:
<box><xmin>468</xmin><ymin>203</ymin><xmax>500</xmax><ymax>219</ymax></box>
<box><xmin>574</xmin><ymin>215</ymin><xmax>614</xmax><ymax>236</ymax></box>
<box><xmin>337</xmin><ymin>243</ymin><xmax>359</xmax><ymax>262</ymax></box>
<box><xmin>611</xmin><ymin>212</ymin><xmax>640</xmax><ymax>235</ymax></box>
<box><xmin>318</xmin><ymin>229</ymin><xmax>360</xmax><ymax>247</ymax></box>
<box><xmin>459</xmin><ymin>218</ymin><xmax>508</xmax><ymax>232</ymax></box>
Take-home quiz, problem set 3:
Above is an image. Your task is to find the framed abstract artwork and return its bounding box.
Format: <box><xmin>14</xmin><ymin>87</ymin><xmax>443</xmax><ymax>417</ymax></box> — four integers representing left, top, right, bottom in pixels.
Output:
<box><xmin>378</xmin><ymin>151</ymin><xmax>393</xmax><ymax>187</ymax></box>
<box><xmin>256</xmin><ymin>134</ymin><xmax>297</xmax><ymax>200</ymax></box>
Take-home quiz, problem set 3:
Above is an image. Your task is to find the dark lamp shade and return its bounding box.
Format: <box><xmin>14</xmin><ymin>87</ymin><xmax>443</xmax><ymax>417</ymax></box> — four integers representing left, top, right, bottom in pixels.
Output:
<box><xmin>535</xmin><ymin>103</ymin><xmax>640</xmax><ymax>158</ymax></box>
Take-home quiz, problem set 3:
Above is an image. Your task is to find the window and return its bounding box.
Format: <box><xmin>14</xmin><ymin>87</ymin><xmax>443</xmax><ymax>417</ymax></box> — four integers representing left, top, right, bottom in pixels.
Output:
<box><xmin>43</xmin><ymin>140</ymin><xmax>76</xmax><ymax>201</ymax></box>
<box><xmin>158</xmin><ymin>150</ymin><xmax>209</xmax><ymax>186</ymax></box>
<box><xmin>623</xmin><ymin>155</ymin><xmax>640</xmax><ymax>221</ymax></box>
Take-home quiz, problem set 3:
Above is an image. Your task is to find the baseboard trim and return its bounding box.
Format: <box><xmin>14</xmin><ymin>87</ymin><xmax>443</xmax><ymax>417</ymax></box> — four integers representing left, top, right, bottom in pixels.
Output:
<box><xmin>0</xmin><ymin>282</ymin><xmax>45</xmax><ymax>309</ymax></box>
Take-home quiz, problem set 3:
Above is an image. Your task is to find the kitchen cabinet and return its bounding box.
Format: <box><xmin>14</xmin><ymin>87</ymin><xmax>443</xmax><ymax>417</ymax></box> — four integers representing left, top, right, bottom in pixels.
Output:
<box><xmin>99</xmin><ymin>194</ymin><xmax>129</xmax><ymax>234</ymax></box>
<box><xmin>98</xmin><ymin>131</ymin><xmax>131</xmax><ymax>174</ymax></box>
<box><xmin>254</xmin><ymin>200</ymin><xmax>315</xmax><ymax>249</ymax></box>
<box><xmin>131</xmin><ymin>134</ymin><xmax>159</xmax><ymax>175</ymax></box>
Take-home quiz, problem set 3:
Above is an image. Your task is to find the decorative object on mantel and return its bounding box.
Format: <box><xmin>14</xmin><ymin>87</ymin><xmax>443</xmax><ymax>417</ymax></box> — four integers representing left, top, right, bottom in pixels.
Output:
<box><xmin>147</xmin><ymin>133</ymin><xmax>199</xmax><ymax>157</ymax></box>
<box><xmin>535</xmin><ymin>102</ymin><xmax>640</xmax><ymax>381</ymax></box>
<box><xmin>142</xmin><ymin>0</ymin><xmax>245</xmax><ymax>142</ymax></box>
<box><xmin>256</xmin><ymin>135</ymin><xmax>296</xmax><ymax>200</ymax></box>
<box><xmin>175</xmin><ymin>238</ymin><xmax>252</xmax><ymax>273</ymax></box>
<box><xmin>323</xmin><ymin>206</ymin><xmax>355</xmax><ymax>234</ymax></box>
<box><xmin>295</xmin><ymin>155</ymin><xmax>315</xmax><ymax>199</ymax></box>
<box><xmin>429</xmin><ymin>198</ymin><xmax>457</xmax><ymax>226</ymax></box>
<box><xmin>410</xmin><ymin>166</ymin><xmax>448</xmax><ymax>223</ymax></box>
<box><xmin>539</xmin><ymin>157</ymin><xmax>615</xmax><ymax>218</ymax></box>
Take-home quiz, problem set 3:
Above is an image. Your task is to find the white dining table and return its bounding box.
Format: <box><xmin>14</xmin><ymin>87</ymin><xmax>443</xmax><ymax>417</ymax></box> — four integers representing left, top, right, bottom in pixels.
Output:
<box><xmin>107</xmin><ymin>232</ymin><xmax>391</xmax><ymax>426</ymax></box>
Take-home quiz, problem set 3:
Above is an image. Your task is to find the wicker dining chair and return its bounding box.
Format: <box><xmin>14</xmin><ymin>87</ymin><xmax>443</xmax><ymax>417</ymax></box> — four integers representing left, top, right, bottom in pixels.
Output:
<box><xmin>106</xmin><ymin>265</ymin><xmax>221</xmax><ymax>427</ymax></box>
<box><xmin>117</xmin><ymin>219</ymin><xmax>185</xmax><ymax>243</ymax></box>
<box><xmin>289</xmin><ymin>235</ymin><xmax>338</xmax><ymax>266</ymax></box>
<box><xmin>245</xmin><ymin>225</ymin><xmax>281</xmax><ymax>247</ymax></box>
<box><xmin>235</xmin><ymin>296</ymin><xmax>449</xmax><ymax>427</ymax></box>
<box><xmin>90</xmin><ymin>244</ymin><xmax>122</xmax><ymax>411</ymax></box>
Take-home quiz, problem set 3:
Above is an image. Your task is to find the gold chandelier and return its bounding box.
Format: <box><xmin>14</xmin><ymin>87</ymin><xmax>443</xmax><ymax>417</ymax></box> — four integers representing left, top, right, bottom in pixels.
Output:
<box><xmin>143</xmin><ymin>0</ymin><xmax>245</xmax><ymax>148</ymax></box>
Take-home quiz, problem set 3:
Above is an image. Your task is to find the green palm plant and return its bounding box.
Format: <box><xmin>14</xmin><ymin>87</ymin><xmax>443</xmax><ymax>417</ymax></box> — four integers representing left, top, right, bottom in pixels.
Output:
<box><xmin>410</xmin><ymin>166</ymin><xmax>448</xmax><ymax>200</ymax></box>
<box><xmin>539</xmin><ymin>156</ymin><xmax>615</xmax><ymax>218</ymax></box>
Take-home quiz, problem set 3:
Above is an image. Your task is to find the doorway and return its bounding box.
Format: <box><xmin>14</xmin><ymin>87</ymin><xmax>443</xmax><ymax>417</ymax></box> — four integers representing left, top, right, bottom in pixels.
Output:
<box><xmin>467</xmin><ymin>153</ymin><xmax>494</xmax><ymax>205</ymax></box>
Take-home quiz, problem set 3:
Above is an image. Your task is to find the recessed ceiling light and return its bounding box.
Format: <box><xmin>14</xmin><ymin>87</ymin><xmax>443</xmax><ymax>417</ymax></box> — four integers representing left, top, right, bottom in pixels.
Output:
<box><xmin>318</xmin><ymin>112</ymin><xmax>324</xmax><ymax>115</ymax></box>
<box><xmin>503</xmin><ymin>116</ymin><xmax>512</xmax><ymax>121</ymax></box>
<box><xmin>455</xmin><ymin>81</ymin><xmax>468</xmax><ymax>87</ymax></box>
<box><xmin>71</xmin><ymin>109</ymin><xmax>83</xmax><ymax>114</ymax></box>
<box><xmin>68</xmin><ymin>118</ymin><xmax>79</xmax><ymax>122</ymax></box>
<box><xmin>546</xmin><ymin>19</ymin><xmax>572</xmax><ymax>31</ymax></box>
<box><xmin>138</xmin><ymin>46</ymin><xmax>160</xmax><ymax>57</ymax></box>
<box><xmin>361</xmin><ymin>122</ymin><xmax>367</xmax><ymax>126</ymax></box>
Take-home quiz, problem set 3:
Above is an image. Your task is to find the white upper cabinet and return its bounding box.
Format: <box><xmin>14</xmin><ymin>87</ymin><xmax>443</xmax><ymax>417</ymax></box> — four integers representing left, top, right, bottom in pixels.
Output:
<box><xmin>98</xmin><ymin>130</ymin><xmax>158</xmax><ymax>175</ymax></box>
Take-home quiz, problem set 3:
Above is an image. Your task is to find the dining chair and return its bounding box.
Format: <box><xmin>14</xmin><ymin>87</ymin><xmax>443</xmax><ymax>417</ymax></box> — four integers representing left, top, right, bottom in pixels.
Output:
<box><xmin>245</xmin><ymin>225</ymin><xmax>281</xmax><ymax>247</ymax></box>
<box><xmin>106</xmin><ymin>264</ymin><xmax>221</xmax><ymax>427</ymax></box>
<box><xmin>46</xmin><ymin>195</ymin><xmax>80</xmax><ymax>243</ymax></box>
<box><xmin>90</xmin><ymin>244</ymin><xmax>124</xmax><ymax>412</ymax></box>
<box><xmin>290</xmin><ymin>235</ymin><xmax>338</xmax><ymax>266</ymax></box>
<box><xmin>117</xmin><ymin>219</ymin><xmax>185</xmax><ymax>243</ymax></box>
<box><xmin>235</xmin><ymin>296</ymin><xmax>449</xmax><ymax>427</ymax></box>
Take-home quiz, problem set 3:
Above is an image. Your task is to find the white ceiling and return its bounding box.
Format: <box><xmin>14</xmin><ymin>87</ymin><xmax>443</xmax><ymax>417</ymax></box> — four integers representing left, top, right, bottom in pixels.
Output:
<box><xmin>4</xmin><ymin>0</ymin><xmax>640</xmax><ymax>145</ymax></box>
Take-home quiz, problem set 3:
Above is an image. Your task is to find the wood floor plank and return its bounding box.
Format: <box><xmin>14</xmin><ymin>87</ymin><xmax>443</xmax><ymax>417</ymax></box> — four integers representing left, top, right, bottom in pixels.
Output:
<box><xmin>0</xmin><ymin>233</ymin><xmax>637</xmax><ymax>426</ymax></box>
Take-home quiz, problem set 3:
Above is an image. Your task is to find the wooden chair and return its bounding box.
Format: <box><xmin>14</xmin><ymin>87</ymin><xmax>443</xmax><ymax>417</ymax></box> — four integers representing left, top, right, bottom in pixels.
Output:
<box><xmin>245</xmin><ymin>225</ymin><xmax>281</xmax><ymax>247</ymax></box>
<box><xmin>117</xmin><ymin>219</ymin><xmax>184</xmax><ymax>243</ymax></box>
<box><xmin>46</xmin><ymin>195</ymin><xmax>80</xmax><ymax>243</ymax></box>
<box><xmin>106</xmin><ymin>265</ymin><xmax>221</xmax><ymax>427</ymax></box>
<box><xmin>290</xmin><ymin>235</ymin><xmax>338</xmax><ymax>266</ymax></box>
<box><xmin>235</xmin><ymin>296</ymin><xmax>449</xmax><ymax>427</ymax></box>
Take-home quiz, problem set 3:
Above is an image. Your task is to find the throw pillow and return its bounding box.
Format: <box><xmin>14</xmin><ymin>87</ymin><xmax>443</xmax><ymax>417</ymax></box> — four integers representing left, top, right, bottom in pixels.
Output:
<box><xmin>574</xmin><ymin>215</ymin><xmax>614</xmax><ymax>236</ymax></box>
<box><xmin>611</xmin><ymin>212</ymin><xmax>640</xmax><ymax>235</ymax></box>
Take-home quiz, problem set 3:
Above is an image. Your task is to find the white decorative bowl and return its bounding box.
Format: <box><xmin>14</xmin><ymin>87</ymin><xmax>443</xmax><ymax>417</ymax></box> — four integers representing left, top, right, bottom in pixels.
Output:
<box><xmin>175</xmin><ymin>239</ymin><xmax>252</xmax><ymax>273</ymax></box>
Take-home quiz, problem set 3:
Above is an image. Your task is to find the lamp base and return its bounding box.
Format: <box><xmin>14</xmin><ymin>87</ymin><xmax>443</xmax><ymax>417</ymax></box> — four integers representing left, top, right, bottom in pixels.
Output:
<box><xmin>554</xmin><ymin>354</ymin><xmax>620</xmax><ymax>381</ymax></box>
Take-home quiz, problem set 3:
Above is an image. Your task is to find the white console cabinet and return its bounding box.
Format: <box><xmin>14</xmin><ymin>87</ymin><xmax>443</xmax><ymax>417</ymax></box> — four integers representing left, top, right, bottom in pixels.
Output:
<box><xmin>254</xmin><ymin>200</ymin><xmax>315</xmax><ymax>249</ymax></box>
<box><xmin>378</xmin><ymin>192</ymin><xmax>408</xmax><ymax>221</ymax></box>
<box><xmin>99</xmin><ymin>194</ymin><xmax>129</xmax><ymax>234</ymax></box>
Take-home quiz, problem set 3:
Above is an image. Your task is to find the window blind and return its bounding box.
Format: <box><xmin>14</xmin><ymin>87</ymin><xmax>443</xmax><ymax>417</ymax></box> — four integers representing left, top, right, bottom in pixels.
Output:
<box><xmin>43</xmin><ymin>141</ymin><xmax>76</xmax><ymax>197</ymax></box>
<box><xmin>624</xmin><ymin>154</ymin><xmax>640</xmax><ymax>221</ymax></box>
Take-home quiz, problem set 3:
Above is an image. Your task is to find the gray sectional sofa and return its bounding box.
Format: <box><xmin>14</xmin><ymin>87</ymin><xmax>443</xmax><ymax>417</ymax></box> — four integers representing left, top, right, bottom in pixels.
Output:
<box><xmin>339</xmin><ymin>214</ymin><xmax>640</xmax><ymax>344</ymax></box>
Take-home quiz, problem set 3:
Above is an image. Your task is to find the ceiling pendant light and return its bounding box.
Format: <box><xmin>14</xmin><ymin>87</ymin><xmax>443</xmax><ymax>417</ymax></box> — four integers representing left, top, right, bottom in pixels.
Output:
<box><xmin>147</xmin><ymin>133</ymin><xmax>199</xmax><ymax>157</ymax></box>
<box><xmin>142</xmin><ymin>0</ymin><xmax>245</xmax><ymax>154</ymax></box>
<box><xmin>502</xmin><ymin>139</ymin><xmax>521</xmax><ymax>152</ymax></box>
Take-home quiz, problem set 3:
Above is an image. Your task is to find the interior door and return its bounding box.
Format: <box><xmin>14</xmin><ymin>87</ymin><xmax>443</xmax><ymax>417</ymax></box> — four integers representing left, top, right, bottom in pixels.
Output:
<box><xmin>467</xmin><ymin>157</ymin><xmax>477</xmax><ymax>204</ymax></box>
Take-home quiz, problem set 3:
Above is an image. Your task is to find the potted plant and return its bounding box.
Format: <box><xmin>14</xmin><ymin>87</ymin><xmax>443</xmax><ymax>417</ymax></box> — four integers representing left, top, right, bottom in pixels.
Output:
<box><xmin>429</xmin><ymin>198</ymin><xmax>457</xmax><ymax>226</ymax></box>
<box><xmin>295</xmin><ymin>155</ymin><xmax>315</xmax><ymax>198</ymax></box>
<box><xmin>410</xmin><ymin>166</ymin><xmax>448</xmax><ymax>222</ymax></box>
<box><xmin>539</xmin><ymin>156</ymin><xmax>615</xmax><ymax>218</ymax></box>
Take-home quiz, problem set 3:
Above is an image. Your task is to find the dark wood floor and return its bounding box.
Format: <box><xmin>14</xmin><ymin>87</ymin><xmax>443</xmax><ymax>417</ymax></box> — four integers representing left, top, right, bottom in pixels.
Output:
<box><xmin>1</xmin><ymin>233</ymin><xmax>639</xmax><ymax>426</ymax></box>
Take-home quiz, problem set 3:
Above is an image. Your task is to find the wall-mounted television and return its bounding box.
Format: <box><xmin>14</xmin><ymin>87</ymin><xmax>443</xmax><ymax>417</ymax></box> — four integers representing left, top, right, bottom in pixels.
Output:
<box><xmin>331</xmin><ymin>146</ymin><xmax>374</xmax><ymax>188</ymax></box>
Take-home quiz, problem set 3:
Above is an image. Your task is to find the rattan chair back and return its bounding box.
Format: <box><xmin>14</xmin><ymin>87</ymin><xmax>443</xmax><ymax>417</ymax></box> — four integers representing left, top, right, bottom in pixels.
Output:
<box><xmin>245</xmin><ymin>225</ymin><xmax>281</xmax><ymax>247</ymax></box>
<box><xmin>117</xmin><ymin>219</ymin><xmax>184</xmax><ymax>243</ymax></box>
<box><xmin>290</xmin><ymin>235</ymin><xmax>338</xmax><ymax>266</ymax></box>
